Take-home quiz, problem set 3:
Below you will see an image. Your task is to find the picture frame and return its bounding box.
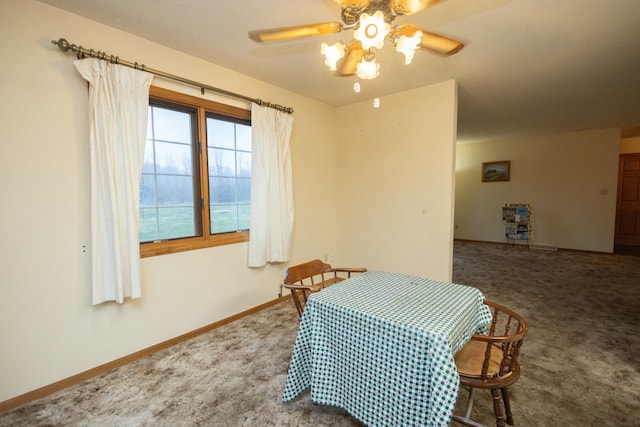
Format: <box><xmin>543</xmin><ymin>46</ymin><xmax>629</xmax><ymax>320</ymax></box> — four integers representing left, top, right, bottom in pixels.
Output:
<box><xmin>482</xmin><ymin>160</ymin><xmax>510</xmax><ymax>182</ymax></box>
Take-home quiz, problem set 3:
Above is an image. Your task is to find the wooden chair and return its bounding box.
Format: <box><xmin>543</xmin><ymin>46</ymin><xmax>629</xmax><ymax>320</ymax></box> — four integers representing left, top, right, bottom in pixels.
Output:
<box><xmin>282</xmin><ymin>259</ymin><xmax>366</xmax><ymax>319</ymax></box>
<box><xmin>452</xmin><ymin>300</ymin><xmax>529</xmax><ymax>427</ymax></box>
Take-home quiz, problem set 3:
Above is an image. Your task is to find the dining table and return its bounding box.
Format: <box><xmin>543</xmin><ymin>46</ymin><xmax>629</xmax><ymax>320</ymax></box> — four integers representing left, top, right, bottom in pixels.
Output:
<box><xmin>281</xmin><ymin>270</ymin><xmax>493</xmax><ymax>427</ymax></box>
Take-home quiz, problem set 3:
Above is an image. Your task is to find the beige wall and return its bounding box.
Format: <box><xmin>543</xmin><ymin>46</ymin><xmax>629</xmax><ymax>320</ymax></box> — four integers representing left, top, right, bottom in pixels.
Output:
<box><xmin>336</xmin><ymin>81</ymin><xmax>458</xmax><ymax>281</ymax></box>
<box><xmin>455</xmin><ymin>129</ymin><xmax>620</xmax><ymax>252</ymax></box>
<box><xmin>0</xmin><ymin>1</ymin><xmax>457</xmax><ymax>403</ymax></box>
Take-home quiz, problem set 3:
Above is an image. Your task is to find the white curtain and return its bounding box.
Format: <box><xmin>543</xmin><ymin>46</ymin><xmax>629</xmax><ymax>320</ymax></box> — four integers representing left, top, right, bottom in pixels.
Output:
<box><xmin>248</xmin><ymin>104</ymin><xmax>294</xmax><ymax>267</ymax></box>
<box><xmin>74</xmin><ymin>58</ymin><xmax>153</xmax><ymax>305</ymax></box>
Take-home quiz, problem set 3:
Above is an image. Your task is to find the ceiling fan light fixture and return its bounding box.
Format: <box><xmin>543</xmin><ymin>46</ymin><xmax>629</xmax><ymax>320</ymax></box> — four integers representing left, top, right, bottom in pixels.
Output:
<box><xmin>356</xmin><ymin>56</ymin><xmax>379</xmax><ymax>80</ymax></box>
<box><xmin>250</xmin><ymin>2</ymin><xmax>464</xmax><ymax>84</ymax></box>
<box><xmin>395</xmin><ymin>30</ymin><xmax>423</xmax><ymax>64</ymax></box>
<box><xmin>321</xmin><ymin>42</ymin><xmax>346</xmax><ymax>71</ymax></box>
<box><xmin>353</xmin><ymin>11</ymin><xmax>390</xmax><ymax>50</ymax></box>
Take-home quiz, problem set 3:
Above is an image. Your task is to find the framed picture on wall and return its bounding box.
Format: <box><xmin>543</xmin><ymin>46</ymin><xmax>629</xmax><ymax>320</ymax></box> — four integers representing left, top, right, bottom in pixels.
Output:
<box><xmin>482</xmin><ymin>160</ymin><xmax>510</xmax><ymax>182</ymax></box>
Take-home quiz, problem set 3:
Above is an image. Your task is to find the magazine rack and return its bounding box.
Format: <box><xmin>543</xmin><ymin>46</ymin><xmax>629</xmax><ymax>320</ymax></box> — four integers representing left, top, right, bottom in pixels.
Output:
<box><xmin>502</xmin><ymin>204</ymin><xmax>534</xmax><ymax>245</ymax></box>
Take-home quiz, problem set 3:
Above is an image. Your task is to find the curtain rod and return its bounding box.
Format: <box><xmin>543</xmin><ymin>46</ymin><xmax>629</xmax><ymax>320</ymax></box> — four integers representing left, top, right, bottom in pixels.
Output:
<box><xmin>51</xmin><ymin>38</ymin><xmax>294</xmax><ymax>114</ymax></box>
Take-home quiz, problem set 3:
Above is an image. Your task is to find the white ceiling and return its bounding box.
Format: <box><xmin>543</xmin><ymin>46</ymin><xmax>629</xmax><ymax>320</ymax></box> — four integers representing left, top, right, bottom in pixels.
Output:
<box><xmin>38</xmin><ymin>0</ymin><xmax>640</xmax><ymax>142</ymax></box>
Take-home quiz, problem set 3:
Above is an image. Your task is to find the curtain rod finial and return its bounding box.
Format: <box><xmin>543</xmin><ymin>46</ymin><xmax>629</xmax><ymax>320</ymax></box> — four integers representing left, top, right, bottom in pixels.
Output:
<box><xmin>52</xmin><ymin>38</ymin><xmax>70</xmax><ymax>52</ymax></box>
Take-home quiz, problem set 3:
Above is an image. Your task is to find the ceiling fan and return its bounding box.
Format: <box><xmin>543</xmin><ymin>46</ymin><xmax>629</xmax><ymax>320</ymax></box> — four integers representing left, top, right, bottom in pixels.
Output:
<box><xmin>249</xmin><ymin>0</ymin><xmax>464</xmax><ymax>80</ymax></box>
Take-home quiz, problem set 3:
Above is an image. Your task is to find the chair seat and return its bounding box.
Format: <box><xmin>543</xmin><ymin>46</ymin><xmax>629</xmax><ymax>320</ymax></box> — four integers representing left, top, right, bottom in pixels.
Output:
<box><xmin>455</xmin><ymin>340</ymin><xmax>504</xmax><ymax>378</ymax></box>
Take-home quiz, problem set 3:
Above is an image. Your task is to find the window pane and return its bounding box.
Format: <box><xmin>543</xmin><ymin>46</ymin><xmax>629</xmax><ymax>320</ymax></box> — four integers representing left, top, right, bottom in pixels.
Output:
<box><xmin>238</xmin><ymin>203</ymin><xmax>250</xmax><ymax>231</ymax></box>
<box><xmin>236</xmin><ymin>124</ymin><xmax>251</xmax><ymax>151</ymax></box>
<box><xmin>210</xmin><ymin>177</ymin><xmax>237</xmax><ymax>203</ymax></box>
<box><xmin>237</xmin><ymin>178</ymin><xmax>251</xmax><ymax>202</ymax></box>
<box><xmin>146</xmin><ymin>108</ymin><xmax>153</xmax><ymax>139</ymax></box>
<box><xmin>207</xmin><ymin>118</ymin><xmax>235</xmax><ymax>149</ymax></box>
<box><xmin>142</xmin><ymin>140</ymin><xmax>155</xmax><ymax>173</ymax></box>
<box><xmin>140</xmin><ymin>174</ymin><xmax>157</xmax><ymax>207</ymax></box>
<box><xmin>151</xmin><ymin>106</ymin><xmax>192</xmax><ymax>143</ymax></box>
<box><xmin>140</xmin><ymin>207</ymin><xmax>159</xmax><ymax>242</ymax></box>
<box><xmin>154</xmin><ymin>141</ymin><xmax>192</xmax><ymax>175</ymax></box>
<box><xmin>237</xmin><ymin>152</ymin><xmax>251</xmax><ymax>177</ymax></box>
<box><xmin>210</xmin><ymin>204</ymin><xmax>238</xmax><ymax>234</ymax></box>
<box><xmin>141</xmin><ymin>102</ymin><xmax>200</xmax><ymax>243</ymax></box>
<box><xmin>140</xmin><ymin>206</ymin><xmax>197</xmax><ymax>242</ymax></box>
<box><xmin>206</xmin><ymin>114</ymin><xmax>251</xmax><ymax>236</ymax></box>
<box><xmin>157</xmin><ymin>207</ymin><xmax>196</xmax><ymax>239</ymax></box>
<box><xmin>156</xmin><ymin>175</ymin><xmax>194</xmax><ymax>205</ymax></box>
<box><xmin>208</xmin><ymin>148</ymin><xmax>236</xmax><ymax>177</ymax></box>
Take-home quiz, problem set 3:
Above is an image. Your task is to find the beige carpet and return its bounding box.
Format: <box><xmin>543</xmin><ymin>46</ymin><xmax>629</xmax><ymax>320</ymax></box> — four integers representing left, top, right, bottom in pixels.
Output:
<box><xmin>2</xmin><ymin>240</ymin><xmax>639</xmax><ymax>426</ymax></box>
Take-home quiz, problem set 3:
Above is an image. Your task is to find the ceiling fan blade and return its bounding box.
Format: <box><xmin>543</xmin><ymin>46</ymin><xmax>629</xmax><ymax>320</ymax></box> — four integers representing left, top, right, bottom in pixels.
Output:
<box><xmin>249</xmin><ymin>22</ymin><xmax>343</xmax><ymax>43</ymax></box>
<box><xmin>389</xmin><ymin>0</ymin><xmax>445</xmax><ymax>15</ymax></box>
<box><xmin>392</xmin><ymin>24</ymin><xmax>464</xmax><ymax>55</ymax></box>
<box><xmin>336</xmin><ymin>42</ymin><xmax>364</xmax><ymax>76</ymax></box>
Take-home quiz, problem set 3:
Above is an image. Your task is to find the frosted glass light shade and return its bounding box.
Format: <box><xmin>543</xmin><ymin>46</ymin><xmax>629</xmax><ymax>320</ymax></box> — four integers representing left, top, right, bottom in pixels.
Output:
<box><xmin>395</xmin><ymin>31</ymin><xmax>423</xmax><ymax>65</ymax></box>
<box><xmin>354</xmin><ymin>11</ymin><xmax>390</xmax><ymax>50</ymax></box>
<box><xmin>321</xmin><ymin>42</ymin><xmax>346</xmax><ymax>71</ymax></box>
<box><xmin>356</xmin><ymin>59</ymin><xmax>380</xmax><ymax>80</ymax></box>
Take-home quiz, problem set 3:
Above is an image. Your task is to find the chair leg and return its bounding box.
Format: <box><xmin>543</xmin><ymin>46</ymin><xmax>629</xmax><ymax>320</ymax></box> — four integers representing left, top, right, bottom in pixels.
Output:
<box><xmin>464</xmin><ymin>387</ymin><xmax>476</xmax><ymax>419</ymax></box>
<box><xmin>451</xmin><ymin>387</ymin><xmax>488</xmax><ymax>427</ymax></box>
<box><xmin>490</xmin><ymin>388</ymin><xmax>506</xmax><ymax>427</ymax></box>
<box><xmin>501</xmin><ymin>387</ymin><xmax>514</xmax><ymax>425</ymax></box>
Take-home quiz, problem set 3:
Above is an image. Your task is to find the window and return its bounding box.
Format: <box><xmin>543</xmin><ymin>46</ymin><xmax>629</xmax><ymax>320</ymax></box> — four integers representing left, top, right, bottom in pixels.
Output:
<box><xmin>141</xmin><ymin>101</ymin><xmax>200</xmax><ymax>242</ymax></box>
<box><xmin>207</xmin><ymin>113</ymin><xmax>252</xmax><ymax>234</ymax></box>
<box><xmin>140</xmin><ymin>87</ymin><xmax>251</xmax><ymax>257</ymax></box>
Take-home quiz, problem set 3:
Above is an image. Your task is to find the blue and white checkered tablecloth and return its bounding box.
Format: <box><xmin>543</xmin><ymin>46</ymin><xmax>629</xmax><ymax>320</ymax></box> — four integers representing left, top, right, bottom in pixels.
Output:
<box><xmin>282</xmin><ymin>270</ymin><xmax>492</xmax><ymax>427</ymax></box>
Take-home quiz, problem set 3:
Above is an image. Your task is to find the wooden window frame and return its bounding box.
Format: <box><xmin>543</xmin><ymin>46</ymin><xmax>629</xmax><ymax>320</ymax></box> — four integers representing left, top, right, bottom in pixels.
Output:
<box><xmin>141</xmin><ymin>86</ymin><xmax>251</xmax><ymax>258</ymax></box>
